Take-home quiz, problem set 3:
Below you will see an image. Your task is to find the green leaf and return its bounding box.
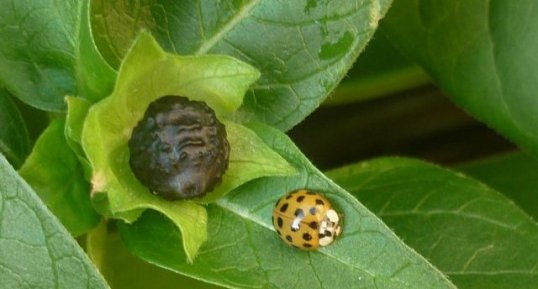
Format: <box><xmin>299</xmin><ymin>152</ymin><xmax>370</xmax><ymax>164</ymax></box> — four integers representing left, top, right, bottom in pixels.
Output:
<box><xmin>19</xmin><ymin>119</ymin><xmax>100</xmax><ymax>237</ymax></box>
<box><xmin>199</xmin><ymin>121</ymin><xmax>296</xmax><ymax>203</ymax></box>
<box><xmin>324</xmin><ymin>30</ymin><xmax>430</xmax><ymax>106</ymax></box>
<box><xmin>0</xmin><ymin>153</ymin><xmax>109</xmax><ymax>288</ymax></box>
<box><xmin>11</xmin><ymin>95</ymin><xmax>49</xmax><ymax>144</ymax></box>
<box><xmin>458</xmin><ymin>152</ymin><xmax>538</xmax><ymax>220</ymax></box>
<box><xmin>327</xmin><ymin>157</ymin><xmax>538</xmax><ymax>289</ymax></box>
<box><xmin>90</xmin><ymin>0</ymin><xmax>156</xmax><ymax>69</ymax></box>
<box><xmin>86</xmin><ymin>221</ymin><xmax>223</xmax><ymax>289</ymax></box>
<box><xmin>91</xmin><ymin>0</ymin><xmax>394</xmax><ymax>131</ymax></box>
<box><xmin>65</xmin><ymin>96</ymin><xmax>93</xmax><ymax>180</ymax></box>
<box><xmin>66</xmin><ymin>96</ymin><xmax>92</xmax><ymax>146</ymax></box>
<box><xmin>118</xmin><ymin>123</ymin><xmax>456</xmax><ymax>289</ymax></box>
<box><xmin>381</xmin><ymin>1</ymin><xmax>538</xmax><ymax>159</ymax></box>
<box><xmin>0</xmin><ymin>89</ymin><xmax>30</xmax><ymax>168</ymax></box>
<box><xmin>0</xmin><ymin>0</ymin><xmax>115</xmax><ymax>111</ymax></box>
<box><xmin>81</xmin><ymin>32</ymin><xmax>293</xmax><ymax>262</ymax></box>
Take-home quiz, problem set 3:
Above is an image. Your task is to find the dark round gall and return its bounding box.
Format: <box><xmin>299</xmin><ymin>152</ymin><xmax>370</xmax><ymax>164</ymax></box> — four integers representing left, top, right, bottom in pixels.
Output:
<box><xmin>128</xmin><ymin>95</ymin><xmax>229</xmax><ymax>200</ymax></box>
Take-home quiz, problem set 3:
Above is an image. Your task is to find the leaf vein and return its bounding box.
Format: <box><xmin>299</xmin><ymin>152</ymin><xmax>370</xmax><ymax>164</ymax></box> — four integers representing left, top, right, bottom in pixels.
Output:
<box><xmin>195</xmin><ymin>0</ymin><xmax>260</xmax><ymax>55</ymax></box>
<box><xmin>379</xmin><ymin>210</ymin><xmax>519</xmax><ymax>231</ymax></box>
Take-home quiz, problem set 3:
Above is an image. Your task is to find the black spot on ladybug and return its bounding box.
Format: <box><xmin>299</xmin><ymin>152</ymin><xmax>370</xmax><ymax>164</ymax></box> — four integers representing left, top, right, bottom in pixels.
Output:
<box><xmin>276</xmin><ymin>230</ymin><xmax>281</xmax><ymax>236</ymax></box>
<box><xmin>303</xmin><ymin>243</ymin><xmax>312</xmax><ymax>248</ymax></box>
<box><xmin>280</xmin><ymin>203</ymin><xmax>289</xmax><ymax>213</ymax></box>
<box><xmin>303</xmin><ymin>233</ymin><xmax>312</xmax><ymax>241</ymax></box>
<box><xmin>305</xmin><ymin>191</ymin><xmax>316</xmax><ymax>195</ymax></box>
<box><xmin>294</xmin><ymin>208</ymin><xmax>305</xmax><ymax>218</ymax></box>
<box><xmin>285</xmin><ymin>194</ymin><xmax>293</xmax><ymax>200</ymax></box>
<box><xmin>309</xmin><ymin>207</ymin><xmax>317</xmax><ymax>215</ymax></box>
<box><xmin>296</xmin><ymin>195</ymin><xmax>305</xmax><ymax>202</ymax></box>
<box><xmin>309</xmin><ymin>221</ymin><xmax>318</xmax><ymax>230</ymax></box>
<box><xmin>286</xmin><ymin>235</ymin><xmax>293</xmax><ymax>242</ymax></box>
<box><xmin>129</xmin><ymin>95</ymin><xmax>229</xmax><ymax>200</ymax></box>
<box><xmin>319</xmin><ymin>233</ymin><xmax>325</xmax><ymax>238</ymax></box>
<box><xmin>325</xmin><ymin>231</ymin><xmax>333</xmax><ymax>237</ymax></box>
<box><xmin>277</xmin><ymin>217</ymin><xmax>283</xmax><ymax>228</ymax></box>
<box><xmin>315</xmin><ymin>199</ymin><xmax>324</xmax><ymax>206</ymax></box>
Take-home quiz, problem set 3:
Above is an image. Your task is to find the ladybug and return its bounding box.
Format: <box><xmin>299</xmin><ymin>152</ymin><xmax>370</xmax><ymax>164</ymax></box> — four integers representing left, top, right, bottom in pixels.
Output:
<box><xmin>272</xmin><ymin>189</ymin><xmax>342</xmax><ymax>250</ymax></box>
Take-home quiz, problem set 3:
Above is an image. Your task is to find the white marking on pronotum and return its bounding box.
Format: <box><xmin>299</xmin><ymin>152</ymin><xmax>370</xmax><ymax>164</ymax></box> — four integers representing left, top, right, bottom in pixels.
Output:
<box><xmin>326</xmin><ymin>209</ymin><xmax>339</xmax><ymax>223</ymax></box>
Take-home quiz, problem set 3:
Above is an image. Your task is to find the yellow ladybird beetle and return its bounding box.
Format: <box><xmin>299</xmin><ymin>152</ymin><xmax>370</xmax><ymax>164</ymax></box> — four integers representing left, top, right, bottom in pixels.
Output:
<box><xmin>272</xmin><ymin>189</ymin><xmax>342</xmax><ymax>250</ymax></box>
